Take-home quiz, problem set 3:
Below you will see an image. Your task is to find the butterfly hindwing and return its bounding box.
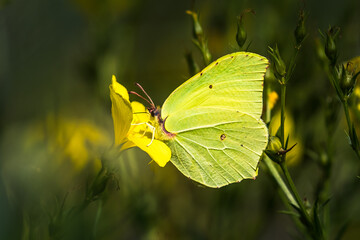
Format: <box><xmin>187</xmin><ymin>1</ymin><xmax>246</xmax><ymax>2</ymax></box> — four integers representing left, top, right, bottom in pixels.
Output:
<box><xmin>165</xmin><ymin>108</ymin><xmax>268</xmax><ymax>188</ymax></box>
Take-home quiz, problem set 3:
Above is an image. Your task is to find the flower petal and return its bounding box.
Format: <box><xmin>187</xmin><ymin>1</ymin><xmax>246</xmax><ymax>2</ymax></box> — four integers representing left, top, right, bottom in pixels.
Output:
<box><xmin>131</xmin><ymin>101</ymin><xmax>150</xmax><ymax>123</ymax></box>
<box><xmin>129</xmin><ymin>101</ymin><xmax>154</xmax><ymax>134</ymax></box>
<box><xmin>111</xmin><ymin>75</ymin><xmax>129</xmax><ymax>101</ymax></box>
<box><xmin>110</xmin><ymin>77</ymin><xmax>133</xmax><ymax>145</ymax></box>
<box><xmin>128</xmin><ymin>134</ymin><xmax>171</xmax><ymax>167</ymax></box>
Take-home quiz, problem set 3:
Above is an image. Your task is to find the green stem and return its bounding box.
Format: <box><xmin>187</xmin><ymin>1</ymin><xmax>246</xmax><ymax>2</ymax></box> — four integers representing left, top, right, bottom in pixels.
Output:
<box><xmin>286</xmin><ymin>48</ymin><xmax>300</xmax><ymax>83</ymax></box>
<box><xmin>263</xmin><ymin>157</ymin><xmax>298</xmax><ymax>207</ymax></box>
<box><xmin>278</xmin><ymin>76</ymin><xmax>322</xmax><ymax>239</ymax></box>
<box><xmin>343</xmin><ymin>100</ymin><xmax>352</xmax><ymax>132</ymax></box>
<box><xmin>263</xmin><ymin>81</ymin><xmax>270</xmax><ymax>123</ymax></box>
<box><xmin>280</xmin><ymin>81</ymin><xmax>286</xmax><ymax>148</ymax></box>
<box><xmin>93</xmin><ymin>200</ymin><xmax>103</xmax><ymax>239</ymax></box>
<box><xmin>280</xmin><ymin>162</ymin><xmax>321</xmax><ymax>239</ymax></box>
<box><xmin>280</xmin><ymin>163</ymin><xmax>310</xmax><ymax>220</ymax></box>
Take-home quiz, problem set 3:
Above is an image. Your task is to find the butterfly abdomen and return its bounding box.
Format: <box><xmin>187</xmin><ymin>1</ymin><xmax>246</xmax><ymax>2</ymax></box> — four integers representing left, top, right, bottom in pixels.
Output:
<box><xmin>151</xmin><ymin>106</ymin><xmax>176</xmax><ymax>141</ymax></box>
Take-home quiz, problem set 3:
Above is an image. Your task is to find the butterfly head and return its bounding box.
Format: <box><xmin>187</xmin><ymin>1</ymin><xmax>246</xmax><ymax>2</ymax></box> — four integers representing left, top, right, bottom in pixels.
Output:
<box><xmin>148</xmin><ymin>106</ymin><xmax>161</xmax><ymax>118</ymax></box>
<box><xmin>129</xmin><ymin>83</ymin><xmax>164</xmax><ymax>123</ymax></box>
<box><xmin>129</xmin><ymin>83</ymin><xmax>175</xmax><ymax>139</ymax></box>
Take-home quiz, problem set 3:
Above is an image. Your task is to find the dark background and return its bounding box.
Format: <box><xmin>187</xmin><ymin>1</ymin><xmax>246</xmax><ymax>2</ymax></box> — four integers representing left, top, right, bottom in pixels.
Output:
<box><xmin>1</xmin><ymin>0</ymin><xmax>360</xmax><ymax>239</ymax></box>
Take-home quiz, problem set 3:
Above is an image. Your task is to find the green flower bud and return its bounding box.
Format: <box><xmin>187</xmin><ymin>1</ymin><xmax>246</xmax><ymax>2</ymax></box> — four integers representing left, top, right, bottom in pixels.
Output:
<box><xmin>186</xmin><ymin>10</ymin><xmax>203</xmax><ymax>40</ymax></box>
<box><xmin>268</xmin><ymin>136</ymin><xmax>282</xmax><ymax>153</ymax></box>
<box><xmin>339</xmin><ymin>62</ymin><xmax>360</xmax><ymax>98</ymax></box>
<box><xmin>236</xmin><ymin>16</ymin><xmax>247</xmax><ymax>49</ymax></box>
<box><xmin>268</xmin><ymin>45</ymin><xmax>286</xmax><ymax>80</ymax></box>
<box><xmin>325</xmin><ymin>26</ymin><xmax>340</xmax><ymax>66</ymax></box>
<box><xmin>265</xmin><ymin>136</ymin><xmax>283</xmax><ymax>163</ymax></box>
<box><xmin>294</xmin><ymin>10</ymin><xmax>306</xmax><ymax>48</ymax></box>
<box><xmin>203</xmin><ymin>47</ymin><xmax>212</xmax><ymax>65</ymax></box>
<box><xmin>87</xmin><ymin>168</ymin><xmax>110</xmax><ymax>201</ymax></box>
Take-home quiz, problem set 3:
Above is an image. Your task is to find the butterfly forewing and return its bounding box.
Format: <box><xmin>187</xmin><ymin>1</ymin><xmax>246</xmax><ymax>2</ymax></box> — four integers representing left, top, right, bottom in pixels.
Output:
<box><xmin>161</xmin><ymin>52</ymin><xmax>268</xmax><ymax>120</ymax></box>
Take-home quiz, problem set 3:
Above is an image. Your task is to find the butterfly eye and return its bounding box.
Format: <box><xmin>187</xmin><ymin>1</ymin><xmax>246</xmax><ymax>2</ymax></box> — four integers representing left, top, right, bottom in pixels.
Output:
<box><xmin>220</xmin><ymin>134</ymin><xmax>226</xmax><ymax>141</ymax></box>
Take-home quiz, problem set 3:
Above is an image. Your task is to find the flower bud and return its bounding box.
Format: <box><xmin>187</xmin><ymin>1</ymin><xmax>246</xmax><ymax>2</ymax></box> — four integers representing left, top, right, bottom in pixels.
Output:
<box><xmin>325</xmin><ymin>26</ymin><xmax>340</xmax><ymax>66</ymax></box>
<box><xmin>268</xmin><ymin>136</ymin><xmax>282</xmax><ymax>153</ymax></box>
<box><xmin>236</xmin><ymin>16</ymin><xmax>247</xmax><ymax>49</ymax></box>
<box><xmin>265</xmin><ymin>136</ymin><xmax>283</xmax><ymax>163</ymax></box>
<box><xmin>87</xmin><ymin>167</ymin><xmax>110</xmax><ymax>201</ymax></box>
<box><xmin>294</xmin><ymin>10</ymin><xmax>306</xmax><ymax>48</ymax></box>
<box><xmin>339</xmin><ymin>62</ymin><xmax>360</xmax><ymax>98</ymax></box>
<box><xmin>186</xmin><ymin>10</ymin><xmax>203</xmax><ymax>40</ymax></box>
<box><xmin>203</xmin><ymin>48</ymin><xmax>212</xmax><ymax>65</ymax></box>
<box><xmin>268</xmin><ymin>45</ymin><xmax>286</xmax><ymax>80</ymax></box>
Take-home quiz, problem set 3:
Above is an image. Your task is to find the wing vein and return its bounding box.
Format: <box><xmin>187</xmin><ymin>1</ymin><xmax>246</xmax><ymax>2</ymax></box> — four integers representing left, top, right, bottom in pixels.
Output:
<box><xmin>174</xmin><ymin>138</ymin><xmax>219</xmax><ymax>187</ymax></box>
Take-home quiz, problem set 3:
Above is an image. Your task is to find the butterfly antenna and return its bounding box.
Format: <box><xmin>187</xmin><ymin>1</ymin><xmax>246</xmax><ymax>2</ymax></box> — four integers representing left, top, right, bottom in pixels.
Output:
<box><xmin>135</xmin><ymin>83</ymin><xmax>155</xmax><ymax>108</ymax></box>
<box><xmin>128</xmin><ymin>91</ymin><xmax>153</xmax><ymax>106</ymax></box>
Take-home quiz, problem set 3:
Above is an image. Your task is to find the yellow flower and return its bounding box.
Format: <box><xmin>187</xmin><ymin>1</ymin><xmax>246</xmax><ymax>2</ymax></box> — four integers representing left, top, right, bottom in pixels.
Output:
<box><xmin>110</xmin><ymin>75</ymin><xmax>171</xmax><ymax>167</ymax></box>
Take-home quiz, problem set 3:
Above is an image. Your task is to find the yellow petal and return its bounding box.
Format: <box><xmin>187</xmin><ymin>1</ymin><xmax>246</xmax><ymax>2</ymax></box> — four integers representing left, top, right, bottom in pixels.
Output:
<box><xmin>111</xmin><ymin>75</ymin><xmax>130</xmax><ymax>101</ymax></box>
<box><xmin>131</xmin><ymin>101</ymin><xmax>150</xmax><ymax>123</ymax></box>
<box><xmin>128</xmin><ymin>134</ymin><xmax>171</xmax><ymax>167</ymax></box>
<box><xmin>129</xmin><ymin>101</ymin><xmax>154</xmax><ymax>134</ymax></box>
<box><xmin>110</xmin><ymin>77</ymin><xmax>133</xmax><ymax>145</ymax></box>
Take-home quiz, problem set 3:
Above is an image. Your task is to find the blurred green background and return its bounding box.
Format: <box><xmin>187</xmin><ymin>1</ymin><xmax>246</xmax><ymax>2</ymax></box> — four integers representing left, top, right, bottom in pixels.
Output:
<box><xmin>1</xmin><ymin>0</ymin><xmax>360</xmax><ymax>239</ymax></box>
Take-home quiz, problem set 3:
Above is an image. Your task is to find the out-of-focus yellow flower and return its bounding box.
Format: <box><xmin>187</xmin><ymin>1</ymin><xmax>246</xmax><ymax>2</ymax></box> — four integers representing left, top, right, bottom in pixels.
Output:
<box><xmin>110</xmin><ymin>76</ymin><xmax>171</xmax><ymax>167</ymax></box>
<box><xmin>269</xmin><ymin>110</ymin><xmax>303</xmax><ymax>166</ymax></box>
<box><xmin>54</xmin><ymin>118</ymin><xmax>108</xmax><ymax>170</ymax></box>
<box><xmin>268</xmin><ymin>91</ymin><xmax>279</xmax><ymax>110</ymax></box>
<box><xmin>23</xmin><ymin>114</ymin><xmax>111</xmax><ymax>171</ymax></box>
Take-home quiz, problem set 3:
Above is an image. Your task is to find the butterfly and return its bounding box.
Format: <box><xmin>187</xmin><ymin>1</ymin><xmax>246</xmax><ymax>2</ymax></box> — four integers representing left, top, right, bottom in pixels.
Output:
<box><xmin>135</xmin><ymin>52</ymin><xmax>269</xmax><ymax>188</ymax></box>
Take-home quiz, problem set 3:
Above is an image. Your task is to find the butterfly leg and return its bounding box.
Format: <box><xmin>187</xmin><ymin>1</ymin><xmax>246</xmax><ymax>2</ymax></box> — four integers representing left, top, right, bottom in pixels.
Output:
<box><xmin>131</xmin><ymin>122</ymin><xmax>148</xmax><ymax>137</ymax></box>
<box><xmin>145</xmin><ymin>122</ymin><xmax>155</xmax><ymax>147</ymax></box>
<box><xmin>131</xmin><ymin>122</ymin><xmax>156</xmax><ymax>146</ymax></box>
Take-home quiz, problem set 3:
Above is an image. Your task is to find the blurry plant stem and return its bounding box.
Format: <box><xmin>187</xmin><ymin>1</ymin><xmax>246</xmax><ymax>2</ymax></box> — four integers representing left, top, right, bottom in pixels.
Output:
<box><xmin>92</xmin><ymin>200</ymin><xmax>103</xmax><ymax>239</ymax></box>
<box><xmin>327</xmin><ymin>67</ymin><xmax>360</xmax><ymax>160</ymax></box>
<box><xmin>187</xmin><ymin>10</ymin><xmax>212</xmax><ymax>66</ymax></box>
<box><xmin>49</xmin><ymin>164</ymin><xmax>110</xmax><ymax>240</ymax></box>
<box><xmin>70</xmin><ymin>166</ymin><xmax>108</xmax><ymax>215</ymax></box>
<box><xmin>266</xmin><ymin>42</ymin><xmax>325</xmax><ymax>238</ymax></box>
<box><xmin>316</xmin><ymin>150</ymin><xmax>331</xmax><ymax>239</ymax></box>
<box><xmin>263</xmin><ymin>157</ymin><xmax>310</xmax><ymax>237</ymax></box>
<box><xmin>263</xmin><ymin>157</ymin><xmax>297</xmax><ymax>207</ymax></box>
<box><xmin>284</xmin><ymin>76</ymin><xmax>325</xmax><ymax>238</ymax></box>
<box><xmin>264</xmin><ymin>74</ymin><xmax>316</xmax><ymax>238</ymax></box>
<box><xmin>280</xmin><ymin>81</ymin><xmax>286</xmax><ymax>147</ymax></box>
<box><xmin>279</xmin><ymin>82</ymin><xmax>317</xmax><ymax>238</ymax></box>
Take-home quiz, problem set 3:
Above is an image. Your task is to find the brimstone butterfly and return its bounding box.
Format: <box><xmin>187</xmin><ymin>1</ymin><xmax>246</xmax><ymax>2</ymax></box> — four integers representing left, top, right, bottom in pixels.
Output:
<box><xmin>141</xmin><ymin>52</ymin><xmax>269</xmax><ymax>188</ymax></box>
